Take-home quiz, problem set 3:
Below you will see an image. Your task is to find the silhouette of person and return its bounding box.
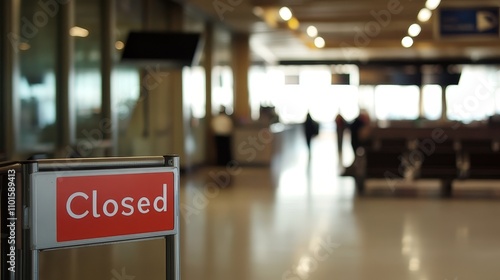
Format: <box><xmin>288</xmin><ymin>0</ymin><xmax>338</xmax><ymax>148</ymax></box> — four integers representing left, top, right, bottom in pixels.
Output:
<box><xmin>342</xmin><ymin>110</ymin><xmax>371</xmax><ymax>176</ymax></box>
<box><xmin>349</xmin><ymin>109</ymin><xmax>371</xmax><ymax>154</ymax></box>
<box><xmin>335</xmin><ymin>113</ymin><xmax>347</xmax><ymax>158</ymax></box>
<box><xmin>303</xmin><ymin>112</ymin><xmax>319</xmax><ymax>151</ymax></box>
<box><xmin>211</xmin><ymin>106</ymin><xmax>234</xmax><ymax>165</ymax></box>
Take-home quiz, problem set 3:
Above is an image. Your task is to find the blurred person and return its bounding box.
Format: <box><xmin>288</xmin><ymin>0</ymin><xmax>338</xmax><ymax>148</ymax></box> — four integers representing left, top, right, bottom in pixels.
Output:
<box><xmin>349</xmin><ymin>109</ymin><xmax>371</xmax><ymax>153</ymax></box>
<box><xmin>335</xmin><ymin>113</ymin><xmax>347</xmax><ymax>160</ymax></box>
<box><xmin>303</xmin><ymin>112</ymin><xmax>319</xmax><ymax>152</ymax></box>
<box><xmin>211</xmin><ymin>106</ymin><xmax>234</xmax><ymax>165</ymax></box>
<box><xmin>343</xmin><ymin>109</ymin><xmax>371</xmax><ymax>176</ymax></box>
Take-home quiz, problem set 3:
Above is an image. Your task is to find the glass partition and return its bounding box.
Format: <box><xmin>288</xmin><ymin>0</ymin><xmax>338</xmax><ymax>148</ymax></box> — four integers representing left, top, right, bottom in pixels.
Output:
<box><xmin>113</xmin><ymin>0</ymin><xmax>142</xmax><ymax>155</ymax></box>
<box><xmin>74</xmin><ymin>0</ymin><xmax>102</xmax><ymax>140</ymax></box>
<box><xmin>18</xmin><ymin>0</ymin><xmax>57</xmax><ymax>153</ymax></box>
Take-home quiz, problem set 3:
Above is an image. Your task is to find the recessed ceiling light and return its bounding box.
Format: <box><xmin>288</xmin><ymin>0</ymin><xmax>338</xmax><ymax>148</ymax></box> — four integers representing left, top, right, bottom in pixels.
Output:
<box><xmin>425</xmin><ymin>0</ymin><xmax>441</xmax><ymax>10</ymax></box>
<box><xmin>314</xmin><ymin>37</ymin><xmax>325</xmax><ymax>48</ymax></box>
<box><xmin>18</xmin><ymin>42</ymin><xmax>31</xmax><ymax>51</ymax></box>
<box><xmin>408</xmin><ymin>23</ymin><xmax>422</xmax><ymax>37</ymax></box>
<box><xmin>115</xmin><ymin>41</ymin><xmax>125</xmax><ymax>50</ymax></box>
<box><xmin>279</xmin><ymin>7</ymin><xmax>292</xmax><ymax>21</ymax></box>
<box><xmin>418</xmin><ymin>8</ymin><xmax>432</xmax><ymax>22</ymax></box>
<box><xmin>307</xmin><ymin>26</ymin><xmax>318</xmax><ymax>37</ymax></box>
<box><xmin>17</xmin><ymin>42</ymin><xmax>31</xmax><ymax>51</ymax></box>
<box><xmin>69</xmin><ymin>26</ymin><xmax>89</xmax><ymax>37</ymax></box>
<box><xmin>402</xmin><ymin>36</ymin><xmax>414</xmax><ymax>48</ymax></box>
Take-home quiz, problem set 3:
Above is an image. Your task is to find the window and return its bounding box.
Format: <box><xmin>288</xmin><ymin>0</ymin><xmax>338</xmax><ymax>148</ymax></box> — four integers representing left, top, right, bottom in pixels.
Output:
<box><xmin>421</xmin><ymin>85</ymin><xmax>442</xmax><ymax>120</ymax></box>
<box><xmin>374</xmin><ymin>85</ymin><xmax>419</xmax><ymax>120</ymax></box>
<box><xmin>74</xmin><ymin>0</ymin><xmax>102</xmax><ymax>140</ymax></box>
<box><xmin>446</xmin><ymin>66</ymin><xmax>497</xmax><ymax>123</ymax></box>
<box><xmin>18</xmin><ymin>0</ymin><xmax>57</xmax><ymax>152</ymax></box>
<box><xmin>183</xmin><ymin>66</ymin><xmax>206</xmax><ymax>118</ymax></box>
<box><xmin>212</xmin><ymin>66</ymin><xmax>233</xmax><ymax>115</ymax></box>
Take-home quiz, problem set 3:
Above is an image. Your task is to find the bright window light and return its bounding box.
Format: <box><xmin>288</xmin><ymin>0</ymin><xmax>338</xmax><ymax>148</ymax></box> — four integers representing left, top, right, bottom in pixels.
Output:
<box><xmin>279</xmin><ymin>7</ymin><xmax>292</xmax><ymax>21</ymax></box>
<box><xmin>422</xmin><ymin>85</ymin><xmax>442</xmax><ymax>120</ymax></box>
<box><xmin>307</xmin><ymin>26</ymin><xmax>318</xmax><ymax>37</ymax></box>
<box><xmin>314</xmin><ymin>37</ymin><xmax>325</xmax><ymax>48</ymax></box>
<box><xmin>418</xmin><ymin>8</ymin><xmax>432</xmax><ymax>22</ymax></box>
<box><xmin>182</xmin><ymin>67</ymin><xmax>206</xmax><ymax>119</ymax></box>
<box><xmin>401</xmin><ymin>36</ymin><xmax>413</xmax><ymax>48</ymax></box>
<box><xmin>375</xmin><ymin>85</ymin><xmax>419</xmax><ymax>120</ymax></box>
<box><xmin>408</xmin><ymin>23</ymin><xmax>422</xmax><ymax>37</ymax></box>
<box><xmin>446</xmin><ymin>66</ymin><xmax>496</xmax><ymax>122</ymax></box>
<box><xmin>425</xmin><ymin>0</ymin><xmax>441</xmax><ymax>10</ymax></box>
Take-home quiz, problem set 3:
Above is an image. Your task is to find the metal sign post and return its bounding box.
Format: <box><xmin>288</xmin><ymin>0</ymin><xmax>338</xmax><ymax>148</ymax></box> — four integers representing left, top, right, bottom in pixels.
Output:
<box><xmin>1</xmin><ymin>155</ymin><xmax>180</xmax><ymax>280</ymax></box>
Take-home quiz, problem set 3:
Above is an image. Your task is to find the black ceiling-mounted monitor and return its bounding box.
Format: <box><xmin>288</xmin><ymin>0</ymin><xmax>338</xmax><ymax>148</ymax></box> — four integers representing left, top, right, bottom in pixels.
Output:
<box><xmin>121</xmin><ymin>31</ymin><xmax>203</xmax><ymax>68</ymax></box>
<box><xmin>331</xmin><ymin>73</ymin><xmax>350</xmax><ymax>85</ymax></box>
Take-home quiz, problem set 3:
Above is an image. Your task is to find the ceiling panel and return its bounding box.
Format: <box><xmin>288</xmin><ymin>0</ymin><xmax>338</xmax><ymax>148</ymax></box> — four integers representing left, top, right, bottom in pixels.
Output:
<box><xmin>180</xmin><ymin>0</ymin><xmax>500</xmax><ymax>63</ymax></box>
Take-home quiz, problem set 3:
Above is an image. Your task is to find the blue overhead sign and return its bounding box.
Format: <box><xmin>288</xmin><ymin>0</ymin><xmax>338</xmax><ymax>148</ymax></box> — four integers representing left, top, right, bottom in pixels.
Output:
<box><xmin>438</xmin><ymin>7</ymin><xmax>499</xmax><ymax>38</ymax></box>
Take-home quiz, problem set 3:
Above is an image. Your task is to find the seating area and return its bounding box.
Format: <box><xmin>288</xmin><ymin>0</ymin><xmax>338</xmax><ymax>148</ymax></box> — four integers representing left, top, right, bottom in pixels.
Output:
<box><xmin>353</xmin><ymin>125</ymin><xmax>500</xmax><ymax>197</ymax></box>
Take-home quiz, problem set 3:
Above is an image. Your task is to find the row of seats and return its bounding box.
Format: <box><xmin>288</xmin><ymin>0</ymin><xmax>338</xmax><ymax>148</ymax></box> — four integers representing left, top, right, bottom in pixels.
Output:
<box><xmin>353</xmin><ymin>138</ymin><xmax>500</xmax><ymax>197</ymax></box>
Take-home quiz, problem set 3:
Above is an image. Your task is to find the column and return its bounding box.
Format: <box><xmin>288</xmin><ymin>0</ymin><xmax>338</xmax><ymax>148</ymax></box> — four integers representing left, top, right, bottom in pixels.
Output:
<box><xmin>204</xmin><ymin>23</ymin><xmax>215</xmax><ymax>164</ymax></box>
<box><xmin>418</xmin><ymin>86</ymin><xmax>424</xmax><ymax>118</ymax></box>
<box><xmin>0</xmin><ymin>0</ymin><xmax>19</xmax><ymax>160</ymax></box>
<box><xmin>232</xmin><ymin>33</ymin><xmax>251</xmax><ymax>122</ymax></box>
<box><xmin>441</xmin><ymin>86</ymin><xmax>447</xmax><ymax>122</ymax></box>
<box><xmin>165</xmin><ymin>1</ymin><xmax>186</xmax><ymax>163</ymax></box>
<box><xmin>101</xmin><ymin>0</ymin><xmax>115</xmax><ymax>155</ymax></box>
<box><xmin>55</xmin><ymin>0</ymin><xmax>75</xmax><ymax>154</ymax></box>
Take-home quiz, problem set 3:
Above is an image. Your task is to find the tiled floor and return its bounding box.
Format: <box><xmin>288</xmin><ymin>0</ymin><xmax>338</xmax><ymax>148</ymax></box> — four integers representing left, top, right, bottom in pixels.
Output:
<box><xmin>37</xmin><ymin>126</ymin><xmax>500</xmax><ymax>280</ymax></box>
<box><xmin>180</xmin><ymin>127</ymin><xmax>500</xmax><ymax>280</ymax></box>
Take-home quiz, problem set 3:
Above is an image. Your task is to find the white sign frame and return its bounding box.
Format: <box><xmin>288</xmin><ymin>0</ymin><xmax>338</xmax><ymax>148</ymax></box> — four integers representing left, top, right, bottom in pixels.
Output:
<box><xmin>31</xmin><ymin>167</ymin><xmax>179</xmax><ymax>250</ymax></box>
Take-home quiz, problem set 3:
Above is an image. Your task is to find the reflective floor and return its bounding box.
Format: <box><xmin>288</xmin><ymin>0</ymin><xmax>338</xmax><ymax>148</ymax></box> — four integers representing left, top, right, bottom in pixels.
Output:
<box><xmin>180</xmin><ymin>128</ymin><xmax>500</xmax><ymax>280</ymax></box>
<box><xmin>37</xmin><ymin>126</ymin><xmax>500</xmax><ymax>280</ymax></box>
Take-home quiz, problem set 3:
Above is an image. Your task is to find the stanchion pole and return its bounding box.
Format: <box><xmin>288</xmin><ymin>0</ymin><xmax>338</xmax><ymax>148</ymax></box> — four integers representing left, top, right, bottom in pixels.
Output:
<box><xmin>164</xmin><ymin>155</ymin><xmax>180</xmax><ymax>280</ymax></box>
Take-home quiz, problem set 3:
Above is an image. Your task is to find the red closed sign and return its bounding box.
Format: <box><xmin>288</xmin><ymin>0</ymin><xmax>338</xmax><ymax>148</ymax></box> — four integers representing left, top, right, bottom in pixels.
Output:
<box><xmin>56</xmin><ymin>172</ymin><xmax>175</xmax><ymax>242</ymax></box>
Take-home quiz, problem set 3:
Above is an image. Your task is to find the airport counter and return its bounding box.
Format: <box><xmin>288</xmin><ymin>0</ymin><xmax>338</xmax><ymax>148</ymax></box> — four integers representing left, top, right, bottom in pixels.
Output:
<box><xmin>231</xmin><ymin>122</ymin><xmax>287</xmax><ymax>165</ymax></box>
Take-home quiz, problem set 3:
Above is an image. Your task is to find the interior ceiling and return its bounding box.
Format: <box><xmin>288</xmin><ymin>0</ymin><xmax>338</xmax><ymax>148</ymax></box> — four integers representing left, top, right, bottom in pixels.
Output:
<box><xmin>180</xmin><ymin>0</ymin><xmax>500</xmax><ymax>64</ymax></box>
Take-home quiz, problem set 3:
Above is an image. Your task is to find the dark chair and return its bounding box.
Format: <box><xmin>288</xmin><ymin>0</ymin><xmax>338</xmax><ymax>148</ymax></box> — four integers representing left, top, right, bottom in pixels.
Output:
<box><xmin>414</xmin><ymin>139</ymin><xmax>459</xmax><ymax>197</ymax></box>
<box><xmin>466</xmin><ymin>152</ymin><xmax>500</xmax><ymax>179</ymax></box>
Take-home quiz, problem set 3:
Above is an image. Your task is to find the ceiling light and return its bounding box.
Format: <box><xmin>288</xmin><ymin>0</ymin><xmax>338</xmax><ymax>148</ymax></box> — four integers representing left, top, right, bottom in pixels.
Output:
<box><xmin>69</xmin><ymin>26</ymin><xmax>89</xmax><ymax>37</ymax></box>
<box><xmin>425</xmin><ymin>0</ymin><xmax>441</xmax><ymax>10</ymax></box>
<box><xmin>408</xmin><ymin>23</ymin><xmax>422</xmax><ymax>37</ymax></box>
<box><xmin>18</xmin><ymin>42</ymin><xmax>31</xmax><ymax>51</ymax></box>
<box><xmin>418</xmin><ymin>8</ymin><xmax>432</xmax><ymax>22</ymax></box>
<box><xmin>307</xmin><ymin>26</ymin><xmax>318</xmax><ymax>37</ymax></box>
<box><xmin>115</xmin><ymin>41</ymin><xmax>125</xmax><ymax>50</ymax></box>
<box><xmin>314</xmin><ymin>37</ymin><xmax>325</xmax><ymax>48</ymax></box>
<box><xmin>401</xmin><ymin>36</ymin><xmax>413</xmax><ymax>48</ymax></box>
<box><xmin>279</xmin><ymin>7</ymin><xmax>292</xmax><ymax>21</ymax></box>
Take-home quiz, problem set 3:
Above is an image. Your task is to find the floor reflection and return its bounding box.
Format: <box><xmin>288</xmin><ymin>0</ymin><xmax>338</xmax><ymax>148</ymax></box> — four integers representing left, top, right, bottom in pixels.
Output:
<box><xmin>181</xmin><ymin>127</ymin><xmax>500</xmax><ymax>280</ymax></box>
